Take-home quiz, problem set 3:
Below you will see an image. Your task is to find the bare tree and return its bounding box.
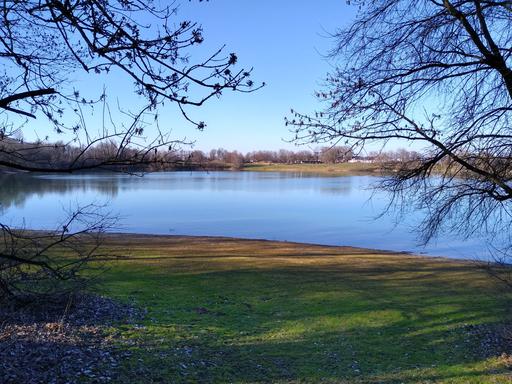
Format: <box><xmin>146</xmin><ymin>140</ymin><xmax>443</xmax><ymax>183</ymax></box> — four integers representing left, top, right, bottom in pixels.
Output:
<box><xmin>0</xmin><ymin>0</ymin><xmax>261</xmax><ymax>300</ymax></box>
<box><xmin>0</xmin><ymin>0</ymin><xmax>261</xmax><ymax>171</ymax></box>
<box><xmin>0</xmin><ymin>204</ymin><xmax>116</xmax><ymax>301</ymax></box>
<box><xmin>287</xmin><ymin>1</ymin><xmax>512</xmax><ymax>257</ymax></box>
<box><xmin>319</xmin><ymin>146</ymin><xmax>353</xmax><ymax>164</ymax></box>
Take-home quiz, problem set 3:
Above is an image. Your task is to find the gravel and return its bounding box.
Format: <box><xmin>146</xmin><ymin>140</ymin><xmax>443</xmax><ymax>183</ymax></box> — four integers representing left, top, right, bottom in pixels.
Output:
<box><xmin>0</xmin><ymin>294</ymin><xmax>145</xmax><ymax>384</ymax></box>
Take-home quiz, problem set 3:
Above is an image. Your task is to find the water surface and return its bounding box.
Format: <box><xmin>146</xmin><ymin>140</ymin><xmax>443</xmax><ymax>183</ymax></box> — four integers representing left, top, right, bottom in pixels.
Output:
<box><xmin>0</xmin><ymin>171</ymin><xmax>488</xmax><ymax>259</ymax></box>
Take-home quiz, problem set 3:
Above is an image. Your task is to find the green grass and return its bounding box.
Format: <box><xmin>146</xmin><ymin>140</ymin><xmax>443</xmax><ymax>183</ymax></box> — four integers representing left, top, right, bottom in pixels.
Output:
<box><xmin>242</xmin><ymin>162</ymin><xmax>385</xmax><ymax>176</ymax></box>
<box><xmin>97</xmin><ymin>235</ymin><xmax>512</xmax><ymax>383</ymax></box>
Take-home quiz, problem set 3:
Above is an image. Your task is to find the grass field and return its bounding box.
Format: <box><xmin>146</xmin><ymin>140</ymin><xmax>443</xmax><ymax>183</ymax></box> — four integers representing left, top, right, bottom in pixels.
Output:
<box><xmin>97</xmin><ymin>234</ymin><xmax>512</xmax><ymax>383</ymax></box>
<box><xmin>242</xmin><ymin>162</ymin><xmax>385</xmax><ymax>176</ymax></box>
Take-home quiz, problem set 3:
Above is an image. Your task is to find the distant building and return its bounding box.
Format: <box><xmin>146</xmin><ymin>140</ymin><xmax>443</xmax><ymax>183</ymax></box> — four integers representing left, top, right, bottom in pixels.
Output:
<box><xmin>348</xmin><ymin>156</ymin><xmax>375</xmax><ymax>163</ymax></box>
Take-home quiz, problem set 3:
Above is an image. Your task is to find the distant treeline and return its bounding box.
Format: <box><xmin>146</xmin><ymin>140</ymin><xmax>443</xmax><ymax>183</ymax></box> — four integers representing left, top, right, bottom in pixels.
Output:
<box><xmin>0</xmin><ymin>137</ymin><xmax>422</xmax><ymax>172</ymax></box>
<box><xmin>173</xmin><ymin>146</ymin><xmax>422</xmax><ymax>169</ymax></box>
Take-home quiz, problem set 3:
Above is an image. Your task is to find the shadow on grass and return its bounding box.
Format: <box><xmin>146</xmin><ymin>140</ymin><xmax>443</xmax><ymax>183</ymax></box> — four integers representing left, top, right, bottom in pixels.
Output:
<box><xmin>104</xmin><ymin>258</ymin><xmax>512</xmax><ymax>383</ymax></box>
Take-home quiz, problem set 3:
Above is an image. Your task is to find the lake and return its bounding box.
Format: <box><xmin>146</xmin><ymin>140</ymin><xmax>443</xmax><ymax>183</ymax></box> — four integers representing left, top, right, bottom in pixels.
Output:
<box><xmin>0</xmin><ymin>171</ymin><xmax>489</xmax><ymax>259</ymax></box>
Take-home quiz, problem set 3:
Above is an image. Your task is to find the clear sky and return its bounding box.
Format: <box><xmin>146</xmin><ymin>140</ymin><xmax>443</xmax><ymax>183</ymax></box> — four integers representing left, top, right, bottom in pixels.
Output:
<box><xmin>23</xmin><ymin>1</ymin><xmax>357</xmax><ymax>153</ymax></box>
<box><xmin>170</xmin><ymin>1</ymin><xmax>357</xmax><ymax>152</ymax></box>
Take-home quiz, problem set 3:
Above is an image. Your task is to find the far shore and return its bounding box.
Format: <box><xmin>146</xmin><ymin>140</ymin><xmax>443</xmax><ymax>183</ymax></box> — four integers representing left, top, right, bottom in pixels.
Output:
<box><xmin>241</xmin><ymin>161</ymin><xmax>387</xmax><ymax>176</ymax></box>
<box><xmin>0</xmin><ymin>161</ymin><xmax>389</xmax><ymax>177</ymax></box>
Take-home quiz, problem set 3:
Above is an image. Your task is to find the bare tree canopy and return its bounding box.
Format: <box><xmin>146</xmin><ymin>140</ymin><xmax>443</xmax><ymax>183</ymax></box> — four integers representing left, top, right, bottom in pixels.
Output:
<box><xmin>0</xmin><ymin>0</ymin><xmax>262</xmax><ymax>300</ymax></box>
<box><xmin>288</xmin><ymin>0</ymin><xmax>512</xmax><ymax>249</ymax></box>
<box><xmin>0</xmin><ymin>204</ymin><xmax>114</xmax><ymax>300</ymax></box>
<box><xmin>0</xmin><ymin>0</ymin><xmax>261</xmax><ymax>172</ymax></box>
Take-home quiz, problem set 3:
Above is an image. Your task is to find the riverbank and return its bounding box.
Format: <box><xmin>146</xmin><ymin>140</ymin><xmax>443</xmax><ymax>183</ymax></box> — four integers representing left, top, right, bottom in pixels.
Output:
<box><xmin>88</xmin><ymin>234</ymin><xmax>512</xmax><ymax>383</ymax></box>
<box><xmin>242</xmin><ymin>162</ymin><xmax>386</xmax><ymax>175</ymax></box>
<box><xmin>0</xmin><ymin>161</ymin><xmax>390</xmax><ymax>177</ymax></box>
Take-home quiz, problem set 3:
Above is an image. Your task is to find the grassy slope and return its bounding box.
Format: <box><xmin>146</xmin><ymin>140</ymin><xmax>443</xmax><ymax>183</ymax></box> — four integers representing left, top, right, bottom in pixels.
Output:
<box><xmin>99</xmin><ymin>235</ymin><xmax>511</xmax><ymax>383</ymax></box>
<box><xmin>242</xmin><ymin>162</ymin><xmax>385</xmax><ymax>176</ymax></box>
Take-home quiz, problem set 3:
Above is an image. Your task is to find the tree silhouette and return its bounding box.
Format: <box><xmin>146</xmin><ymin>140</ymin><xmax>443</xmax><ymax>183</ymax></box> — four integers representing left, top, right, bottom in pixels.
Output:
<box><xmin>0</xmin><ymin>0</ymin><xmax>261</xmax><ymax>300</ymax></box>
<box><xmin>287</xmin><ymin>0</ymin><xmax>512</xmax><ymax>260</ymax></box>
<box><xmin>0</xmin><ymin>0</ymin><xmax>261</xmax><ymax>171</ymax></box>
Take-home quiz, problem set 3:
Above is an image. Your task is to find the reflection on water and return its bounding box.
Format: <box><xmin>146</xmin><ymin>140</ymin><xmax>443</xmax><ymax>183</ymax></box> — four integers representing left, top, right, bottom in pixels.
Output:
<box><xmin>0</xmin><ymin>173</ymin><xmax>121</xmax><ymax>210</ymax></box>
<box><xmin>0</xmin><ymin>171</ymin><xmax>487</xmax><ymax>259</ymax></box>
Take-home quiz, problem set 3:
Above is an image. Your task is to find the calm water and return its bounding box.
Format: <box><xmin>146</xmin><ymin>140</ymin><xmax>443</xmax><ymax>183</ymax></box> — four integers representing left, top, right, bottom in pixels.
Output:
<box><xmin>0</xmin><ymin>171</ymin><xmax>488</xmax><ymax>259</ymax></box>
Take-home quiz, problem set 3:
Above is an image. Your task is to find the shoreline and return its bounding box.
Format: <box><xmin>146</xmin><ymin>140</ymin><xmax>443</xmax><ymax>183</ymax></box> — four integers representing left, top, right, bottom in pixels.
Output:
<box><xmin>11</xmin><ymin>228</ymin><xmax>483</xmax><ymax>263</ymax></box>
<box><xmin>102</xmin><ymin>232</ymin><xmax>477</xmax><ymax>264</ymax></box>
<box><xmin>0</xmin><ymin>162</ymin><xmax>389</xmax><ymax>177</ymax></box>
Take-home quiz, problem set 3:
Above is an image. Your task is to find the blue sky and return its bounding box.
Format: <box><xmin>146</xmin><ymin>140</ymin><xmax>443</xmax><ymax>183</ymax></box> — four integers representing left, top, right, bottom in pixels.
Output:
<box><xmin>173</xmin><ymin>1</ymin><xmax>356</xmax><ymax>152</ymax></box>
<box><xmin>23</xmin><ymin>1</ymin><xmax>357</xmax><ymax>152</ymax></box>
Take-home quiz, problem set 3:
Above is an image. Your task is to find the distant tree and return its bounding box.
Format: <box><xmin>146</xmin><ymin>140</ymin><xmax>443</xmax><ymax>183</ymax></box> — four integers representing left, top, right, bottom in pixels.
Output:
<box><xmin>224</xmin><ymin>150</ymin><xmax>245</xmax><ymax>169</ymax></box>
<box><xmin>277</xmin><ymin>149</ymin><xmax>294</xmax><ymax>164</ymax></box>
<box><xmin>287</xmin><ymin>1</ymin><xmax>512</xmax><ymax>260</ymax></box>
<box><xmin>213</xmin><ymin>148</ymin><xmax>228</xmax><ymax>162</ymax></box>
<box><xmin>294</xmin><ymin>149</ymin><xmax>317</xmax><ymax>163</ymax></box>
<box><xmin>189</xmin><ymin>150</ymin><xmax>207</xmax><ymax>164</ymax></box>
<box><xmin>0</xmin><ymin>0</ymin><xmax>261</xmax><ymax>172</ymax></box>
<box><xmin>0</xmin><ymin>0</ymin><xmax>260</xmax><ymax>301</ymax></box>
<box><xmin>319</xmin><ymin>147</ymin><xmax>338</xmax><ymax>164</ymax></box>
<box><xmin>247</xmin><ymin>150</ymin><xmax>277</xmax><ymax>163</ymax></box>
<box><xmin>209</xmin><ymin>149</ymin><xmax>219</xmax><ymax>161</ymax></box>
<box><xmin>319</xmin><ymin>146</ymin><xmax>352</xmax><ymax>164</ymax></box>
